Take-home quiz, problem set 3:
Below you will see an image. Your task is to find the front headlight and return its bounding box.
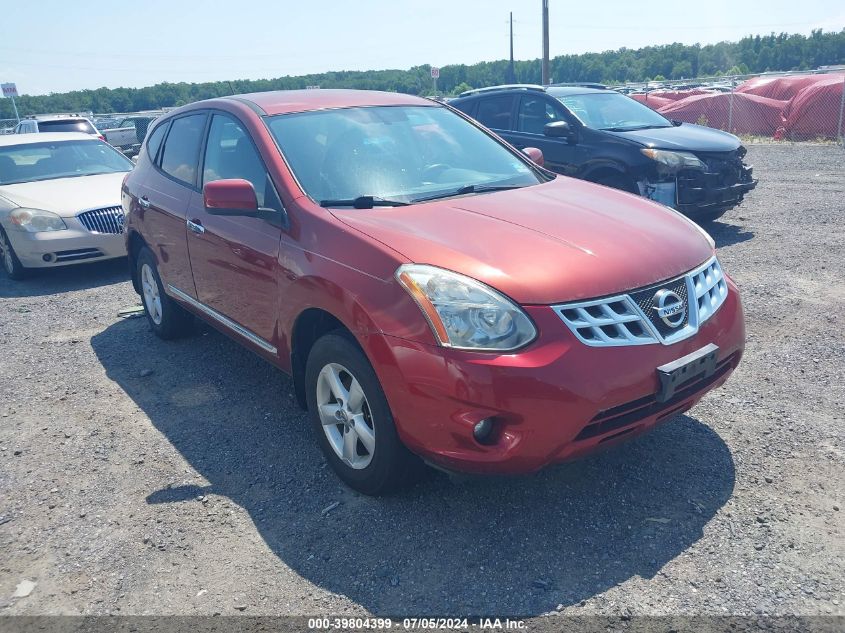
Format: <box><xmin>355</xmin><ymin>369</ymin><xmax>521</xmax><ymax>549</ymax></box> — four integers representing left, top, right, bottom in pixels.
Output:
<box><xmin>641</xmin><ymin>148</ymin><xmax>705</xmax><ymax>172</ymax></box>
<box><xmin>9</xmin><ymin>208</ymin><xmax>68</xmax><ymax>233</ymax></box>
<box><xmin>396</xmin><ymin>264</ymin><xmax>537</xmax><ymax>351</ymax></box>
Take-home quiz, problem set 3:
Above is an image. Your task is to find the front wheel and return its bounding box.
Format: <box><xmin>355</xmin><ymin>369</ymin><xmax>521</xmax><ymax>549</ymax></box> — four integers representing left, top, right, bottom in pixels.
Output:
<box><xmin>305</xmin><ymin>333</ymin><xmax>421</xmax><ymax>495</ymax></box>
<box><xmin>0</xmin><ymin>228</ymin><xmax>28</xmax><ymax>280</ymax></box>
<box><xmin>592</xmin><ymin>172</ymin><xmax>638</xmax><ymax>194</ymax></box>
<box><xmin>693</xmin><ymin>208</ymin><xmax>729</xmax><ymax>224</ymax></box>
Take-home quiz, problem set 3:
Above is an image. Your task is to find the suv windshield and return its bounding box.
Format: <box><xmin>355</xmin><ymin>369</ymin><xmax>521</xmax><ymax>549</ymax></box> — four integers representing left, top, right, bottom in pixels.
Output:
<box><xmin>37</xmin><ymin>119</ymin><xmax>97</xmax><ymax>134</ymax></box>
<box><xmin>266</xmin><ymin>105</ymin><xmax>543</xmax><ymax>205</ymax></box>
<box><xmin>557</xmin><ymin>92</ymin><xmax>672</xmax><ymax>131</ymax></box>
<box><xmin>0</xmin><ymin>140</ymin><xmax>133</xmax><ymax>185</ymax></box>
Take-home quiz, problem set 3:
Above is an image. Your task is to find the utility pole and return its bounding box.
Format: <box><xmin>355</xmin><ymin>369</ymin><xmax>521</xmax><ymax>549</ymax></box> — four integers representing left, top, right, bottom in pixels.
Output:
<box><xmin>506</xmin><ymin>12</ymin><xmax>516</xmax><ymax>83</ymax></box>
<box><xmin>541</xmin><ymin>0</ymin><xmax>550</xmax><ymax>85</ymax></box>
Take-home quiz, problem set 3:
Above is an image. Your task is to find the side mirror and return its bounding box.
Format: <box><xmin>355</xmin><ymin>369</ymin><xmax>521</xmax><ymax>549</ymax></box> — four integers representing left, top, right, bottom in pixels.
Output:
<box><xmin>522</xmin><ymin>147</ymin><xmax>544</xmax><ymax>167</ymax></box>
<box><xmin>203</xmin><ymin>179</ymin><xmax>259</xmax><ymax>216</ymax></box>
<box><xmin>544</xmin><ymin>120</ymin><xmax>576</xmax><ymax>143</ymax></box>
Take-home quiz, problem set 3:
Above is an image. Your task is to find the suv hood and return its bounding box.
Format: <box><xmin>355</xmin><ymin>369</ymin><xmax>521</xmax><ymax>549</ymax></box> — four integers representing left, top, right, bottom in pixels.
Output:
<box><xmin>0</xmin><ymin>172</ymin><xmax>127</xmax><ymax>216</ymax></box>
<box><xmin>605</xmin><ymin>123</ymin><xmax>741</xmax><ymax>153</ymax></box>
<box><xmin>331</xmin><ymin>177</ymin><xmax>713</xmax><ymax>304</ymax></box>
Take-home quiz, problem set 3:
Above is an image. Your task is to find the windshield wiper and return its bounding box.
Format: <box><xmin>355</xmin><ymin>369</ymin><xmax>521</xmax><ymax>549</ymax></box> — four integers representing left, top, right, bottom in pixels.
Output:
<box><xmin>319</xmin><ymin>196</ymin><xmax>410</xmax><ymax>209</ymax></box>
<box><xmin>411</xmin><ymin>184</ymin><xmax>524</xmax><ymax>204</ymax></box>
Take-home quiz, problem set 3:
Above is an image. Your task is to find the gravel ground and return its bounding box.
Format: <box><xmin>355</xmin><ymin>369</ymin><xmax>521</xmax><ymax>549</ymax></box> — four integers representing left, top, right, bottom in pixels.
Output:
<box><xmin>0</xmin><ymin>144</ymin><xmax>842</xmax><ymax>624</ymax></box>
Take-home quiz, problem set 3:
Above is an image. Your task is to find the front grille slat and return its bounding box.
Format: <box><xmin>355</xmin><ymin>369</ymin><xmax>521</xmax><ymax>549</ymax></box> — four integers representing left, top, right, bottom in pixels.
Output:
<box><xmin>553</xmin><ymin>256</ymin><xmax>728</xmax><ymax>347</ymax></box>
<box><xmin>77</xmin><ymin>206</ymin><xmax>124</xmax><ymax>234</ymax></box>
<box><xmin>554</xmin><ymin>296</ymin><xmax>657</xmax><ymax>346</ymax></box>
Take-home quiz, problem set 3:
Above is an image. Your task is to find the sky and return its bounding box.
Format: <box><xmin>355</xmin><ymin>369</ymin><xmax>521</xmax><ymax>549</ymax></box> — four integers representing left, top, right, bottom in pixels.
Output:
<box><xmin>1</xmin><ymin>0</ymin><xmax>843</xmax><ymax>96</ymax></box>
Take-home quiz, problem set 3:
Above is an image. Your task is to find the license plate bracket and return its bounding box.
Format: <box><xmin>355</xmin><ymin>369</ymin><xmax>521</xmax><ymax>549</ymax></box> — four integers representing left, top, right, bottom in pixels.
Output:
<box><xmin>656</xmin><ymin>343</ymin><xmax>719</xmax><ymax>403</ymax></box>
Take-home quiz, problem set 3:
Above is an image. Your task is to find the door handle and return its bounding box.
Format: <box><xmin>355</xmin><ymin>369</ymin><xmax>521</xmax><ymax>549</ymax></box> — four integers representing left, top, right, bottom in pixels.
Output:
<box><xmin>138</xmin><ymin>196</ymin><xmax>151</xmax><ymax>209</ymax></box>
<box><xmin>187</xmin><ymin>219</ymin><xmax>205</xmax><ymax>234</ymax></box>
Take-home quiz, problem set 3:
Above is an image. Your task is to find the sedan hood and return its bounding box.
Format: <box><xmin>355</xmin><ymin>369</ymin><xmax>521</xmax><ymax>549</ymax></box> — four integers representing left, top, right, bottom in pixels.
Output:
<box><xmin>0</xmin><ymin>172</ymin><xmax>127</xmax><ymax>216</ymax></box>
<box><xmin>331</xmin><ymin>177</ymin><xmax>713</xmax><ymax>304</ymax></box>
<box><xmin>606</xmin><ymin>123</ymin><xmax>741</xmax><ymax>152</ymax></box>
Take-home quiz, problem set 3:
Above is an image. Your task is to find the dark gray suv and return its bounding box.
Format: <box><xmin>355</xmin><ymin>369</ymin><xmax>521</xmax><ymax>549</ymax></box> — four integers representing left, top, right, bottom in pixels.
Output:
<box><xmin>450</xmin><ymin>84</ymin><xmax>757</xmax><ymax>222</ymax></box>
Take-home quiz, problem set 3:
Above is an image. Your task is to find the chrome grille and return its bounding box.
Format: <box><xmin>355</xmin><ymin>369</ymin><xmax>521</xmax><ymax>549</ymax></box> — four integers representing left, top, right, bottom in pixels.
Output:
<box><xmin>77</xmin><ymin>206</ymin><xmax>125</xmax><ymax>234</ymax></box>
<box><xmin>630</xmin><ymin>276</ymin><xmax>690</xmax><ymax>339</ymax></box>
<box><xmin>554</xmin><ymin>296</ymin><xmax>657</xmax><ymax>346</ymax></box>
<box><xmin>553</xmin><ymin>256</ymin><xmax>728</xmax><ymax>347</ymax></box>
<box><xmin>691</xmin><ymin>258</ymin><xmax>728</xmax><ymax>323</ymax></box>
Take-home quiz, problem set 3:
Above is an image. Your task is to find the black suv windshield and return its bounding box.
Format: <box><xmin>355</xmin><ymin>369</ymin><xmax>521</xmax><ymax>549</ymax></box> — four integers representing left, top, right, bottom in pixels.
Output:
<box><xmin>557</xmin><ymin>92</ymin><xmax>672</xmax><ymax>131</ymax></box>
<box><xmin>266</xmin><ymin>105</ymin><xmax>542</xmax><ymax>205</ymax></box>
<box><xmin>0</xmin><ymin>140</ymin><xmax>133</xmax><ymax>185</ymax></box>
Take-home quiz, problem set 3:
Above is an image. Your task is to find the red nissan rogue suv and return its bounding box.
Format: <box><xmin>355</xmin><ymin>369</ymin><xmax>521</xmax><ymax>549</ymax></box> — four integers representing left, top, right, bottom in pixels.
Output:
<box><xmin>123</xmin><ymin>90</ymin><xmax>745</xmax><ymax>495</ymax></box>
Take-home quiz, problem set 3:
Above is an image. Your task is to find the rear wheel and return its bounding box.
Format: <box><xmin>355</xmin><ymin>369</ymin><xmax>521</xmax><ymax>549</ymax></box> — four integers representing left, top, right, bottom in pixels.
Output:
<box><xmin>136</xmin><ymin>247</ymin><xmax>193</xmax><ymax>339</ymax></box>
<box><xmin>0</xmin><ymin>228</ymin><xmax>27</xmax><ymax>280</ymax></box>
<box><xmin>305</xmin><ymin>332</ymin><xmax>421</xmax><ymax>495</ymax></box>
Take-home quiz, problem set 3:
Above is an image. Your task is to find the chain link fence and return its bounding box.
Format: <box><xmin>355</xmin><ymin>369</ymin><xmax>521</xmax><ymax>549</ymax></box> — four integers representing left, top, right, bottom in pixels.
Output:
<box><xmin>612</xmin><ymin>69</ymin><xmax>845</xmax><ymax>146</ymax></box>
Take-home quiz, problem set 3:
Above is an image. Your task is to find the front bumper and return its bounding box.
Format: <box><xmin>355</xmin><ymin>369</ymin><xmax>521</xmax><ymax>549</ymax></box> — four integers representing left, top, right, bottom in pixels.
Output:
<box><xmin>4</xmin><ymin>216</ymin><xmax>126</xmax><ymax>268</ymax></box>
<box><xmin>363</xmin><ymin>278</ymin><xmax>745</xmax><ymax>475</ymax></box>
<box><xmin>639</xmin><ymin>161</ymin><xmax>757</xmax><ymax>217</ymax></box>
<box><xmin>676</xmin><ymin>164</ymin><xmax>757</xmax><ymax>215</ymax></box>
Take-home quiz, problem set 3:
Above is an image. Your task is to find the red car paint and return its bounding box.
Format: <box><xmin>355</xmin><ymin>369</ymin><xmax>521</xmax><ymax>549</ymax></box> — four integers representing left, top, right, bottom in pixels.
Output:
<box><xmin>124</xmin><ymin>89</ymin><xmax>744</xmax><ymax>474</ymax></box>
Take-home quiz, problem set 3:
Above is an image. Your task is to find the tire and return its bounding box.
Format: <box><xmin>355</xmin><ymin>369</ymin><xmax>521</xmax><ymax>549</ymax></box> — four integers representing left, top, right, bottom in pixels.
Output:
<box><xmin>136</xmin><ymin>247</ymin><xmax>193</xmax><ymax>339</ymax></box>
<box><xmin>593</xmin><ymin>172</ymin><xmax>638</xmax><ymax>194</ymax></box>
<box><xmin>0</xmin><ymin>227</ymin><xmax>27</xmax><ymax>280</ymax></box>
<box><xmin>305</xmin><ymin>332</ymin><xmax>420</xmax><ymax>495</ymax></box>
<box><xmin>694</xmin><ymin>208</ymin><xmax>729</xmax><ymax>224</ymax></box>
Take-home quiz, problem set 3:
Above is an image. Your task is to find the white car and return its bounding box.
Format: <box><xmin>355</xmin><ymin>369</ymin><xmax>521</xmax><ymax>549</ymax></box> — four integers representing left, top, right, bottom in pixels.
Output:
<box><xmin>0</xmin><ymin>132</ymin><xmax>134</xmax><ymax>279</ymax></box>
<box><xmin>14</xmin><ymin>115</ymin><xmax>104</xmax><ymax>139</ymax></box>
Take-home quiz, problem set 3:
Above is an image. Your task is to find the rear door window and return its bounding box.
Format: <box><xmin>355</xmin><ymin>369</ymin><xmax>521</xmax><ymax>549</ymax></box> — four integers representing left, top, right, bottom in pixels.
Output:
<box><xmin>475</xmin><ymin>96</ymin><xmax>515</xmax><ymax>131</ymax></box>
<box><xmin>159</xmin><ymin>114</ymin><xmax>207</xmax><ymax>187</ymax></box>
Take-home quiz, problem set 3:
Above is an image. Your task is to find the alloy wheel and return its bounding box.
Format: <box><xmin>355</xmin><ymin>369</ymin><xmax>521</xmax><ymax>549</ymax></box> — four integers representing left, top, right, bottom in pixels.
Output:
<box><xmin>316</xmin><ymin>362</ymin><xmax>376</xmax><ymax>469</ymax></box>
<box><xmin>140</xmin><ymin>263</ymin><xmax>163</xmax><ymax>325</ymax></box>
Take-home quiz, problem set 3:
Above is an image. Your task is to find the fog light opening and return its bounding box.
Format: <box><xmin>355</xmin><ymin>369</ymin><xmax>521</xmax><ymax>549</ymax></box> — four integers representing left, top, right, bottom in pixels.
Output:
<box><xmin>42</xmin><ymin>253</ymin><xmax>55</xmax><ymax>263</ymax></box>
<box><xmin>473</xmin><ymin>417</ymin><xmax>497</xmax><ymax>445</ymax></box>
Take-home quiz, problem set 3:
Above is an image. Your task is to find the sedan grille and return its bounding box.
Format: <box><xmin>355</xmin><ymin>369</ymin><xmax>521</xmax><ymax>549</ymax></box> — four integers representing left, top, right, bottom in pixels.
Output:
<box><xmin>553</xmin><ymin>256</ymin><xmax>728</xmax><ymax>347</ymax></box>
<box><xmin>77</xmin><ymin>206</ymin><xmax>125</xmax><ymax>234</ymax></box>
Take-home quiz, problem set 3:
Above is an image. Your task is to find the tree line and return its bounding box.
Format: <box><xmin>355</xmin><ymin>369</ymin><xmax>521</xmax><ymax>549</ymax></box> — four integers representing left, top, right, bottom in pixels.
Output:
<box><xmin>2</xmin><ymin>29</ymin><xmax>843</xmax><ymax>119</ymax></box>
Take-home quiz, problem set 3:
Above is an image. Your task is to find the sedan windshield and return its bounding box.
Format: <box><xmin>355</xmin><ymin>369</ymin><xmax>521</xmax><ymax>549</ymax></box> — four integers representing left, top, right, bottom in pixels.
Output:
<box><xmin>266</xmin><ymin>105</ymin><xmax>543</xmax><ymax>205</ymax></box>
<box><xmin>557</xmin><ymin>92</ymin><xmax>672</xmax><ymax>131</ymax></box>
<box><xmin>0</xmin><ymin>140</ymin><xmax>133</xmax><ymax>185</ymax></box>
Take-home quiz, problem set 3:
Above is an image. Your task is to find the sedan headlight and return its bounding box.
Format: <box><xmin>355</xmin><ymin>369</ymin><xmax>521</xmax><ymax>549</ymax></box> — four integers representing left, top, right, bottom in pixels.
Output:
<box><xmin>641</xmin><ymin>149</ymin><xmax>705</xmax><ymax>172</ymax></box>
<box><xmin>9</xmin><ymin>208</ymin><xmax>68</xmax><ymax>233</ymax></box>
<box><xmin>396</xmin><ymin>264</ymin><xmax>536</xmax><ymax>351</ymax></box>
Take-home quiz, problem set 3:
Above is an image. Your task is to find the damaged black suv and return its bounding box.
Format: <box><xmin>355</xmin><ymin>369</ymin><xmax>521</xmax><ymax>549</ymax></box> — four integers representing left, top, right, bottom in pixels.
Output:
<box><xmin>450</xmin><ymin>84</ymin><xmax>757</xmax><ymax>223</ymax></box>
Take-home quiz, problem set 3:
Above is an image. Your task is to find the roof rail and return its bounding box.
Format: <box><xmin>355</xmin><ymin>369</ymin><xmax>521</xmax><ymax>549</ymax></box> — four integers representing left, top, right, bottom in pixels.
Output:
<box><xmin>458</xmin><ymin>84</ymin><xmax>546</xmax><ymax>98</ymax></box>
<box><xmin>548</xmin><ymin>82</ymin><xmax>608</xmax><ymax>90</ymax></box>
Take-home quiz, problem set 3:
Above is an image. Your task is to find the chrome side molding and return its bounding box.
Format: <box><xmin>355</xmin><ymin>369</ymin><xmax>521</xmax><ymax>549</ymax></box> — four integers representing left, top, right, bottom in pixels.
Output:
<box><xmin>167</xmin><ymin>285</ymin><xmax>277</xmax><ymax>355</ymax></box>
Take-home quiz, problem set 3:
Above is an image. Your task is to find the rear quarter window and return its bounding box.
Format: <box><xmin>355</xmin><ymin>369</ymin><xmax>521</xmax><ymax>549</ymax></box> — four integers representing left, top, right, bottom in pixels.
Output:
<box><xmin>145</xmin><ymin>122</ymin><xmax>168</xmax><ymax>163</ymax></box>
